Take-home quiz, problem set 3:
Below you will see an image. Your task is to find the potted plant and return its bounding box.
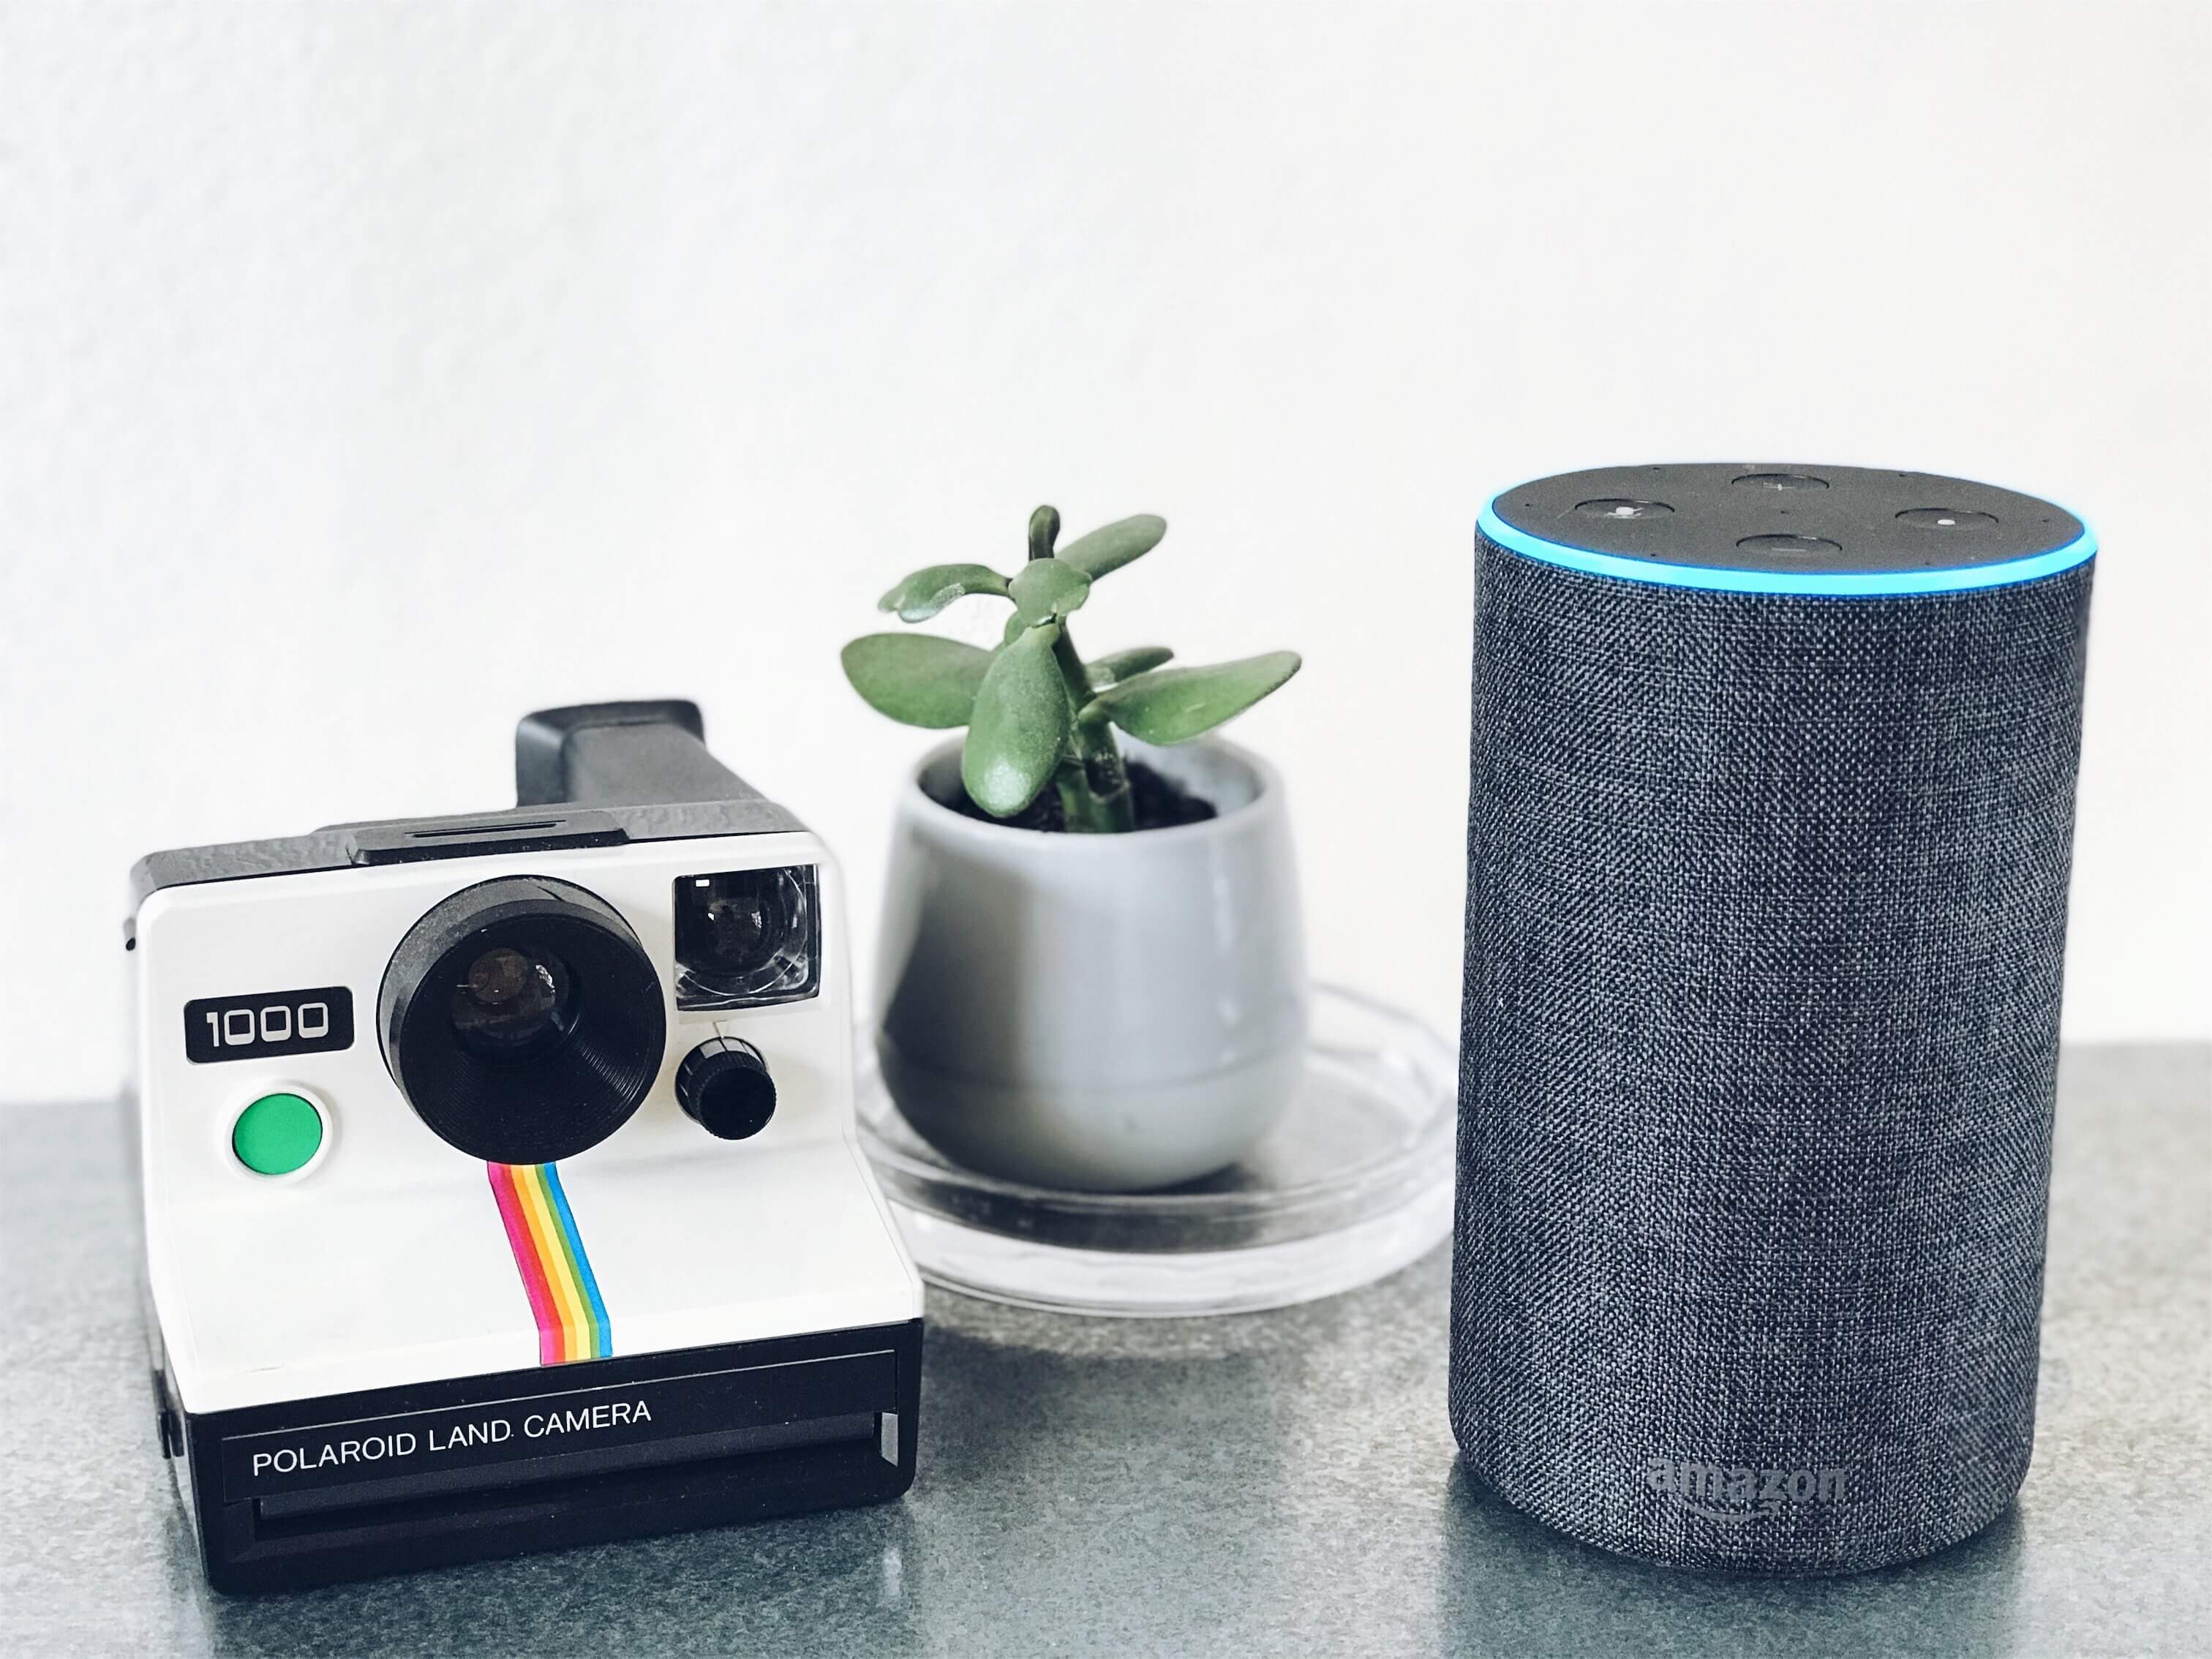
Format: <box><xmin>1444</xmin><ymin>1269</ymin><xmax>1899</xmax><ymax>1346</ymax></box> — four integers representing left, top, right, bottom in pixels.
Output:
<box><xmin>843</xmin><ymin>506</ymin><xmax>1306</xmax><ymax>1192</ymax></box>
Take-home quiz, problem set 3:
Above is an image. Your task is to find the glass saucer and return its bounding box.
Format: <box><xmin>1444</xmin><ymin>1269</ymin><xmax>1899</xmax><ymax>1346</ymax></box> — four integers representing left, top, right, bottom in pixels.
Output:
<box><xmin>854</xmin><ymin>985</ymin><xmax>1457</xmax><ymax>1317</ymax></box>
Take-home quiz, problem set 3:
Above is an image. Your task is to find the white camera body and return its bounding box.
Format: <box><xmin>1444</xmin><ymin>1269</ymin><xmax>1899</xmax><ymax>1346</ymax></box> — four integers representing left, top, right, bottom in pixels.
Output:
<box><xmin>132</xmin><ymin>703</ymin><xmax>922</xmax><ymax>1592</ymax></box>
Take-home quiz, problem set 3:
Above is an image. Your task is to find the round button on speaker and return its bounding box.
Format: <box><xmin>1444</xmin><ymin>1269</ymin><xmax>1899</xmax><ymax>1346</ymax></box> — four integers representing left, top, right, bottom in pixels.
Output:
<box><xmin>1573</xmin><ymin>497</ymin><xmax>1671</xmax><ymax>519</ymax></box>
<box><xmin>1737</xmin><ymin>533</ymin><xmax>1844</xmax><ymax>557</ymax></box>
<box><xmin>677</xmin><ymin>1037</ymin><xmax>777</xmax><ymax>1140</ymax></box>
<box><xmin>1897</xmin><ymin>506</ymin><xmax>2000</xmax><ymax>530</ymax></box>
<box><xmin>1732</xmin><ymin>470</ymin><xmax>1829</xmax><ymax>491</ymax></box>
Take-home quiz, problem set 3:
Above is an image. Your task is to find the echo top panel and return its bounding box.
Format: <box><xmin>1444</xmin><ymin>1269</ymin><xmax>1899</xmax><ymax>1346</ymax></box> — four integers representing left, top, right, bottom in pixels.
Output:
<box><xmin>1481</xmin><ymin>463</ymin><xmax>2092</xmax><ymax>593</ymax></box>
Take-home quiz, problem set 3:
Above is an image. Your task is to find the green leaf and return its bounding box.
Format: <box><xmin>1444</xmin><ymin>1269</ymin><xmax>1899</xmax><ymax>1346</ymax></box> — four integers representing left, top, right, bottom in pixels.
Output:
<box><xmin>1009</xmin><ymin>557</ymin><xmax>1092</xmax><ymax>625</ymax></box>
<box><xmin>878</xmin><ymin>563</ymin><xmax>1012</xmax><ymax>622</ymax></box>
<box><xmin>1028</xmin><ymin>504</ymin><xmax>1061</xmax><ymax>560</ymax></box>
<box><xmin>1083</xmin><ymin>645</ymin><xmax>1174</xmax><ymax>691</ymax></box>
<box><xmin>964</xmin><ymin>622</ymin><xmax>1072</xmax><ymax>816</ymax></box>
<box><xmin>1002</xmin><ymin>609</ymin><xmax>1031</xmax><ymax>647</ymax></box>
<box><xmin>840</xmin><ymin>634</ymin><xmax>994</xmax><ymax>729</ymax></box>
<box><xmin>1056</xmin><ymin>514</ymin><xmax>1166</xmax><ymax>581</ymax></box>
<box><xmin>1083</xmin><ymin>651</ymin><xmax>1301</xmax><ymax>745</ymax></box>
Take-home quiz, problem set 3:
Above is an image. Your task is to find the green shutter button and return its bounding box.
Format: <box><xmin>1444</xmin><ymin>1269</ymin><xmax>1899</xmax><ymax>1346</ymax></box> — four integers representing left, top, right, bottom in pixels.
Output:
<box><xmin>232</xmin><ymin>1092</ymin><xmax>323</xmax><ymax>1175</ymax></box>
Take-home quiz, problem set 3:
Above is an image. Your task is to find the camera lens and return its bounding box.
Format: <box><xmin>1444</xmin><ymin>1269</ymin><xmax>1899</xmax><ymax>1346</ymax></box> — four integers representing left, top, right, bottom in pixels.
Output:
<box><xmin>448</xmin><ymin>946</ymin><xmax>574</xmax><ymax>1059</ymax></box>
<box><xmin>380</xmin><ymin>876</ymin><xmax>665</xmax><ymax>1165</ymax></box>
<box><xmin>701</xmin><ymin>894</ymin><xmax>770</xmax><ymax>969</ymax></box>
<box><xmin>674</xmin><ymin>867</ymin><xmax>821</xmax><ymax>1009</ymax></box>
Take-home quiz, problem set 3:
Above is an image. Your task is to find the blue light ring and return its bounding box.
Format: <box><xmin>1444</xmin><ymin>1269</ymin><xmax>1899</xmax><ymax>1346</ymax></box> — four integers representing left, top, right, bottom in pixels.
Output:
<box><xmin>1477</xmin><ymin>497</ymin><xmax>2096</xmax><ymax>597</ymax></box>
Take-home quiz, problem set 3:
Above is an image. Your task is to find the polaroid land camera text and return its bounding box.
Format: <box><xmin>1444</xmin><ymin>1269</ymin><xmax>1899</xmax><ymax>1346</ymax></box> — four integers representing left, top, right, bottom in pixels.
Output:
<box><xmin>132</xmin><ymin>701</ymin><xmax>923</xmax><ymax>1592</ymax></box>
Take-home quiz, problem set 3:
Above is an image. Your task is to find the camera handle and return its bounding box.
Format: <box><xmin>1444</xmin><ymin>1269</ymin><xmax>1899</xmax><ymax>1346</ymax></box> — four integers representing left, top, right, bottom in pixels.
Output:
<box><xmin>515</xmin><ymin>701</ymin><xmax>769</xmax><ymax>809</ymax></box>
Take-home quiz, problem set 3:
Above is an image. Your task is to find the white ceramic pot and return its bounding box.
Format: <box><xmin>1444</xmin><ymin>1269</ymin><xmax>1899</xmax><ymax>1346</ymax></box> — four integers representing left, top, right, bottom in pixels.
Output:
<box><xmin>873</xmin><ymin>735</ymin><xmax>1308</xmax><ymax>1192</ymax></box>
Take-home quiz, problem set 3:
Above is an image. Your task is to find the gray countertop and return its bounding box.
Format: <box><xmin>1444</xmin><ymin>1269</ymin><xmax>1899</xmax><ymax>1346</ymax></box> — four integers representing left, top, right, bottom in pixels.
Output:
<box><xmin>4</xmin><ymin>1047</ymin><xmax>2206</xmax><ymax>1657</ymax></box>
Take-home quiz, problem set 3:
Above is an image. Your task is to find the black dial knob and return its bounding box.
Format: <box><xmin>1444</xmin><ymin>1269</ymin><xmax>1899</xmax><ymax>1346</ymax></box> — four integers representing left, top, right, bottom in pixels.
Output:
<box><xmin>675</xmin><ymin>1037</ymin><xmax>777</xmax><ymax>1140</ymax></box>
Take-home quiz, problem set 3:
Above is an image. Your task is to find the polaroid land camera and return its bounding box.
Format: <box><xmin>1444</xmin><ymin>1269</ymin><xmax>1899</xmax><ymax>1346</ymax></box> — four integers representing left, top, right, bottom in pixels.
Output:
<box><xmin>130</xmin><ymin>702</ymin><xmax>923</xmax><ymax>1592</ymax></box>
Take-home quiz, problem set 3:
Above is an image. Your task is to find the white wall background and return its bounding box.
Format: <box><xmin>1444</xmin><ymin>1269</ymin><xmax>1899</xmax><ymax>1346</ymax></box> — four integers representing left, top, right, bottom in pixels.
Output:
<box><xmin>3</xmin><ymin>1</ymin><xmax>2207</xmax><ymax>1102</ymax></box>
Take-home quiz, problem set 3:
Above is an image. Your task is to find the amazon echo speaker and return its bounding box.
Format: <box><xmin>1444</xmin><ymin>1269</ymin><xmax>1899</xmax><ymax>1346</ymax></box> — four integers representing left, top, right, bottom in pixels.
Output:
<box><xmin>1450</xmin><ymin>463</ymin><xmax>2094</xmax><ymax>1574</ymax></box>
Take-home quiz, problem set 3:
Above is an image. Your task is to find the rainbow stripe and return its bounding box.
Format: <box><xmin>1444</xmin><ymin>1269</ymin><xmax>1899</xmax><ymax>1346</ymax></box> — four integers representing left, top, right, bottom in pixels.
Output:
<box><xmin>487</xmin><ymin>1162</ymin><xmax>611</xmax><ymax>1365</ymax></box>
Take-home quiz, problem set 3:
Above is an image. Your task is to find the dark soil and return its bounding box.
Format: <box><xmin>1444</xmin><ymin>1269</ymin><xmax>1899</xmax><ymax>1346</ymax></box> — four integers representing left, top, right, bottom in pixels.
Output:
<box><xmin>947</xmin><ymin>759</ymin><xmax>1219</xmax><ymax>833</ymax></box>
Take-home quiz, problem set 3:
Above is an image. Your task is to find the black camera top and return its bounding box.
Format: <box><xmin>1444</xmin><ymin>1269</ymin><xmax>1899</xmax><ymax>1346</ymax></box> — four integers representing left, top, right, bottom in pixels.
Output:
<box><xmin>129</xmin><ymin>701</ymin><xmax>805</xmax><ymax>911</ymax></box>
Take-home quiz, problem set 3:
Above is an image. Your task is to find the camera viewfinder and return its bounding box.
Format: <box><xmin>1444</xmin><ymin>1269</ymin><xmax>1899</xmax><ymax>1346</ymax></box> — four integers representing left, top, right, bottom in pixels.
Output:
<box><xmin>674</xmin><ymin>866</ymin><xmax>821</xmax><ymax>1010</ymax></box>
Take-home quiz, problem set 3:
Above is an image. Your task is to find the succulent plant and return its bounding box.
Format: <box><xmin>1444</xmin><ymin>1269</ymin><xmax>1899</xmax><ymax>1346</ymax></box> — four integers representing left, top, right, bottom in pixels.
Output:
<box><xmin>841</xmin><ymin>506</ymin><xmax>1301</xmax><ymax>832</ymax></box>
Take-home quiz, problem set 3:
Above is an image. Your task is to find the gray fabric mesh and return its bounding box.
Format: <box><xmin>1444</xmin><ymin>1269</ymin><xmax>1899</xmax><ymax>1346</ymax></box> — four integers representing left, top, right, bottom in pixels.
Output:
<box><xmin>1450</xmin><ymin>541</ymin><xmax>2092</xmax><ymax>1574</ymax></box>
